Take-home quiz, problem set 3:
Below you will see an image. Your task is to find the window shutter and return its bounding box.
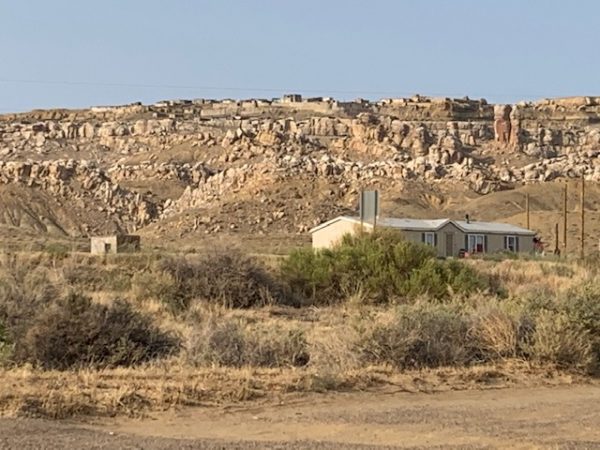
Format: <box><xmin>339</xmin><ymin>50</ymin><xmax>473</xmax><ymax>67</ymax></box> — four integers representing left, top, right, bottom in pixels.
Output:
<box><xmin>516</xmin><ymin>236</ymin><xmax>520</xmax><ymax>252</ymax></box>
<box><xmin>421</xmin><ymin>232</ymin><xmax>425</xmax><ymax>243</ymax></box>
<box><xmin>464</xmin><ymin>235</ymin><xmax>469</xmax><ymax>250</ymax></box>
<box><xmin>504</xmin><ymin>236</ymin><xmax>507</xmax><ymax>250</ymax></box>
<box><xmin>484</xmin><ymin>235</ymin><xmax>488</xmax><ymax>252</ymax></box>
<box><xmin>434</xmin><ymin>233</ymin><xmax>438</xmax><ymax>247</ymax></box>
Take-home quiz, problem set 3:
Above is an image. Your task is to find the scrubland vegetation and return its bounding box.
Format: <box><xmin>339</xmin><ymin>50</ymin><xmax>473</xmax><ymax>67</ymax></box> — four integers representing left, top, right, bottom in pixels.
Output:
<box><xmin>0</xmin><ymin>230</ymin><xmax>598</xmax><ymax>418</ymax></box>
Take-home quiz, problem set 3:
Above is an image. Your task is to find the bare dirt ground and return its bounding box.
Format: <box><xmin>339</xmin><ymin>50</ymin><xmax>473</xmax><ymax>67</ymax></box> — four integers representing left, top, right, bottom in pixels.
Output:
<box><xmin>1</xmin><ymin>385</ymin><xmax>599</xmax><ymax>449</ymax></box>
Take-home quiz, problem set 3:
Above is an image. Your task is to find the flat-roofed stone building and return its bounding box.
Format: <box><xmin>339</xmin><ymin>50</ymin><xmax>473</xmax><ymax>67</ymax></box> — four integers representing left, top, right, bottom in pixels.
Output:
<box><xmin>90</xmin><ymin>235</ymin><xmax>141</xmax><ymax>255</ymax></box>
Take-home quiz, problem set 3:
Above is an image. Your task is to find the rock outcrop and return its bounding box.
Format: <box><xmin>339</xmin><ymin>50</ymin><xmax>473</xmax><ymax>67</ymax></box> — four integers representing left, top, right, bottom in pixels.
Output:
<box><xmin>1</xmin><ymin>95</ymin><xmax>600</xmax><ymax>237</ymax></box>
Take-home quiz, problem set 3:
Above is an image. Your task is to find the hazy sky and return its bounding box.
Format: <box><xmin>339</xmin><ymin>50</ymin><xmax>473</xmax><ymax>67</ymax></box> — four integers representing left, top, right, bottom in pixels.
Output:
<box><xmin>1</xmin><ymin>0</ymin><xmax>598</xmax><ymax>111</ymax></box>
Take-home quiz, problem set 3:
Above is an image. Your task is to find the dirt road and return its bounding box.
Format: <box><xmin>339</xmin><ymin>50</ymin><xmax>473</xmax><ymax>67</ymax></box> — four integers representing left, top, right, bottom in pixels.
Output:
<box><xmin>1</xmin><ymin>385</ymin><xmax>599</xmax><ymax>449</ymax></box>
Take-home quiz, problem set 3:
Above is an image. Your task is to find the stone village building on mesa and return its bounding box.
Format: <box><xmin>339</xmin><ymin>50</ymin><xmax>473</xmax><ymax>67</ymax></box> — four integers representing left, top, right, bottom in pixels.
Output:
<box><xmin>310</xmin><ymin>216</ymin><xmax>536</xmax><ymax>257</ymax></box>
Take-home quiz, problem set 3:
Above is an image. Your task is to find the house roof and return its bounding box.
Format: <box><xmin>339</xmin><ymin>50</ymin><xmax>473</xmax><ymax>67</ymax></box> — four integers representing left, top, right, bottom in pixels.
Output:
<box><xmin>308</xmin><ymin>216</ymin><xmax>360</xmax><ymax>233</ymax></box>
<box><xmin>377</xmin><ymin>217</ymin><xmax>451</xmax><ymax>231</ymax></box>
<box><xmin>453</xmin><ymin>220</ymin><xmax>536</xmax><ymax>235</ymax></box>
<box><xmin>309</xmin><ymin>216</ymin><xmax>536</xmax><ymax>235</ymax></box>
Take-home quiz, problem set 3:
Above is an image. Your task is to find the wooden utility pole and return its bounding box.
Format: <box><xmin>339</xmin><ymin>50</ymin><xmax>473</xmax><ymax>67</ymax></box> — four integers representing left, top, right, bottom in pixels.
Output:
<box><xmin>525</xmin><ymin>193</ymin><xmax>530</xmax><ymax>229</ymax></box>
<box><xmin>563</xmin><ymin>182</ymin><xmax>568</xmax><ymax>252</ymax></box>
<box><xmin>580</xmin><ymin>176</ymin><xmax>585</xmax><ymax>259</ymax></box>
<box><xmin>554</xmin><ymin>223</ymin><xmax>560</xmax><ymax>255</ymax></box>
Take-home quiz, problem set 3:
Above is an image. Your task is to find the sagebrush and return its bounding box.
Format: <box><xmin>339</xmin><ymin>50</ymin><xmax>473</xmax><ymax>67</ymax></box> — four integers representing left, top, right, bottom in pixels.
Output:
<box><xmin>0</xmin><ymin>249</ymin><xmax>597</xmax><ymax>378</ymax></box>
<box><xmin>187</xmin><ymin>315</ymin><xmax>309</xmax><ymax>368</ymax></box>
<box><xmin>13</xmin><ymin>293</ymin><xmax>179</xmax><ymax>370</ymax></box>
<box><xmin>355</xmin><ymin>303</ymin><xmax>474</xmax><ymax>369</ymax></box>
<box><xmin>133</xmin><ymin>251</ymin><xmax>294</xmax><ymax>312</ymax></box>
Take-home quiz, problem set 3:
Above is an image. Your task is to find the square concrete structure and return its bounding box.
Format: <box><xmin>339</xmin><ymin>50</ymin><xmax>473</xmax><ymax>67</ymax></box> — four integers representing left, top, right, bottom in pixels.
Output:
<box><xmin>309</xmin><ymin>216</ymin><xmax>536</xmax><ymax>257</ymax></box>
<box><xmin>90</xmin><ymin>235</ymin><xmax>141</xmax><ymax>255</ymax></box>
<box><xmin>281</xmin><ymin>94</ymin><xmax>302</xmax><ymax>103</ymax></box>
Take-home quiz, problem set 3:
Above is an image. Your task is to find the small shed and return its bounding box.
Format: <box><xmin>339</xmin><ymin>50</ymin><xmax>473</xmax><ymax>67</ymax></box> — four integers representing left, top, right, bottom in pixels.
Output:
<box><xmin>90</xmin><ymin>235</ymin><xmax>141</xmax><ymax>255</ymax></box>
<box><xmin>309</xmin><ymin>216</ymin><xmax>536</xmax><ymax>257</ymax></box>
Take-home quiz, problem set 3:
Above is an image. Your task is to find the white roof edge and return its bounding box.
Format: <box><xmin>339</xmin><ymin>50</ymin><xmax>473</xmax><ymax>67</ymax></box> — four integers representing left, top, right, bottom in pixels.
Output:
<box><xmin>428</xmin><ymin>218</ymin><xmax>451</xmax><ymax>231</ymax></box>
<box><xmin>309</xmin><ymin>216</ymin><xmax>362</xmax><ymax>234</ymax></box>
<box><xmin>452</xmin><ymin>220</ymin><xmax>537</xmax><ymax>235</ymax></box>
<box><xmin>310</xmin><ymin>216</ymin><xmax>536</xmax><ymax>235</ymax></box>
<box><xmin>438</xmin><ymin>218</ymin><xmax>452</xmax><ymax>230</ymax></box>
<box><xmin>378</xmin><ymin>217</ymin><xmax>452</xmax><ymax>231</ymax></box>
<box><xmin>459</xmin><ymin>228</ymin><xmax>536</xmax><ymax>235</ymax></box>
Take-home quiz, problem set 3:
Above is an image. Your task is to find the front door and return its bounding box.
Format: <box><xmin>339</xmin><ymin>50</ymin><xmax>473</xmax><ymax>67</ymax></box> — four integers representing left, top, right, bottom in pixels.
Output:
<box><xmin>445</xmin><ymin>233</ymin><xmax>454</xmax><ymax>257</ymax></box>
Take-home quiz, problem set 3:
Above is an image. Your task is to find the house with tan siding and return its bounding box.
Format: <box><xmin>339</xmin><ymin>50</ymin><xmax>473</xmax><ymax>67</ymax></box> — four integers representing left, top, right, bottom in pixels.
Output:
<box><xmin>309</xmin><ymin>216</ymin><xmax>536</xmax><ymax>257</ymax></box>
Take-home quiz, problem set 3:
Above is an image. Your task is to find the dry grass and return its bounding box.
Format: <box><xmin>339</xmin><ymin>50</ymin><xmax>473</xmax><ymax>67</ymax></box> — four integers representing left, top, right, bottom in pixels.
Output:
<box><xmin>0</xmin><ymin>251</ymin><xmax>599</xmax><ymax>419</ymax></box>
<box><xmin>474</xmin><ymin>259</ymin><xmax>590</xmax><ymax>297</ymax></box>
<box><xmin>356</xmin><ymin>303</ymin><xmax>474</xmax><ymax>369</ymax></box>
<box><xmin>0</xmin><ymin>362</ymin><xmax>592</xmax><ymax>419</ymax></box>
<box><xmin>528</xmin><ymin>310</ymin><xmax>595</xmax><ymax>371</ymax></box>
<box><xmin>185</xmin><ymin>314</ymin><xmax>309</xmax><ymax>368</ymax></box>
<box><xmin>470</xmin><ymin>308</ymin><xmax>520</xmax><ymax>360</ymax></box>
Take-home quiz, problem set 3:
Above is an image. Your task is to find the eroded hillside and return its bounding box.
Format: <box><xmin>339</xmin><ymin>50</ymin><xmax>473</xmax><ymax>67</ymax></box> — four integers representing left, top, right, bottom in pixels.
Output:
<box><xmin>2</xmin><ymin>94</ymin><xmax>600</xmax><ymax>252</ymax></box>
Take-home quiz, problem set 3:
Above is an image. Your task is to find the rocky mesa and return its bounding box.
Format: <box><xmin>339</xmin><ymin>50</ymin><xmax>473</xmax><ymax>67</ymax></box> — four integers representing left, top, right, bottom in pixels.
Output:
<box><xmin>1</xmin><ymin>94</ymin><xmax>600</xmax><ymax>251</ymax></box>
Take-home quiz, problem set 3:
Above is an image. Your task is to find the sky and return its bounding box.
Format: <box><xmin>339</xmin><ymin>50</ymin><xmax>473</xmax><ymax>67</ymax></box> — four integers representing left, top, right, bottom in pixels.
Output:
<box><xmin>1</xmin><ymin>0</ymin><xmax>599</xmax><ymax>112</ymax></box>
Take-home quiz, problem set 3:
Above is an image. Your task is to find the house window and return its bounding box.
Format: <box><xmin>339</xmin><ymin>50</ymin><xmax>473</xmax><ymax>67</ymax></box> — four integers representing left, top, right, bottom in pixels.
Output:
<box><xmin>504</xmin><ymin>235</ymin><xmax>519</xmax><ymax>252</ymax></box>
<box><xmin>422</xmin><ymin>232</ymin><xmax>437</xmax><ymax>247</ymax></box>
<box><xmin>467</xmin><ymin>234</ymin><xmax>486</xmax><ymax>253</ymax></box>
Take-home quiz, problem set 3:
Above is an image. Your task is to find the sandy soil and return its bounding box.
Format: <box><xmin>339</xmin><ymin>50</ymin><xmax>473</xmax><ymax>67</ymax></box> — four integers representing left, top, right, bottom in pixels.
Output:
<box><xmin>1</xmin><ymin>385</ymin><xmax>599</xmax><ymax>449</ymax></box>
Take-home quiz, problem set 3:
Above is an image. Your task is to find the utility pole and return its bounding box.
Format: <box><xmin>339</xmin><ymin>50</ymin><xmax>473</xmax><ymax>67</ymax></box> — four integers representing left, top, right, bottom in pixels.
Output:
<box><xmin>554</xmin><ymin>223</ymin><xmax>560</xmax><ymax>255</ymax></box>
<box><xmin>580</xmin><ymin>176</ymin><xmax>585</xmax><ymax>259</ymax></box>
<box><xmin>525</xmin><ymin>193</ymin><xmax>530</xmax><ymax>229</ymax></box>
<box><xmin>563</xmin><ymin>182</ymin><xmax>568</xmax><ymax>252</ymax></box>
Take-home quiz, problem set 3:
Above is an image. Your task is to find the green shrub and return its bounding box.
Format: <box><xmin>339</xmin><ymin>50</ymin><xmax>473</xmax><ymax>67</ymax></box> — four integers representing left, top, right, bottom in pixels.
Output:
<box><xmin>356</xmin><ymin>303</ymin><xmax>474</xmax><ymax>369</ymax></box>
<box><xmin>404</xmin><ymin>259</ymin><xmax>492</xmax><ymax>299</ymax></box>
<box><xmin>445</xmin><ymin>260</ymin><xmax>500</xmax><ymax>295</ymax></box>
<box><xmin>403</xmin><ymin>258</ymin><xmax>449</xmax><ymax>299</ymax></box>
<box><xmin>13</xmin><ymin>293</ymin><xmax>179</xmax><ymax>370</ymax></box>
<box><xmin>281</xmin><ymin>230</ymin><xmax>495</xmax><ymax>305</ymax></box>
<box><xmin>187</xmin><ymin>316</ymin><xmax>309</xmax><ymax>368</ymax></box>
<box><xmin>279</xmin><ymin>248</ymin><xmax>334</xmax><ymax>303</ymax></box>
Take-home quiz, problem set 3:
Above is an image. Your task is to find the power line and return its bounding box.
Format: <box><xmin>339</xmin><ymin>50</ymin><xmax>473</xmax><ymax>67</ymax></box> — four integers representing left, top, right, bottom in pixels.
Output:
<box><xmin>0</xmin><ymin>77</ymin><xmax>420</xmax><ymax>97</ymax></box>
<box><xmin>0</xmin><ymin>77</ymin><xmax>552</xmax><ymax>100</ymax></box>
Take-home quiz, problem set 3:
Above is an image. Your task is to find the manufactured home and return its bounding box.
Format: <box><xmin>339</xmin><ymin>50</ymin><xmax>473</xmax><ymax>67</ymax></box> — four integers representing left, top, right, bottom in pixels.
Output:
<box><xmin>309</xmin><ymin>216</ymin><xmax>536</xmax><ymax>257</ymax></box>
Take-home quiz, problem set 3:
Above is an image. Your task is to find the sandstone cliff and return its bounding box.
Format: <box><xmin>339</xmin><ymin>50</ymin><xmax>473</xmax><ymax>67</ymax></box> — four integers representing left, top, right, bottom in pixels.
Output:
<box><xmin>1</xmin><ymin>95</ymin><xmax>600</xmax><ymax>250</ymax></box>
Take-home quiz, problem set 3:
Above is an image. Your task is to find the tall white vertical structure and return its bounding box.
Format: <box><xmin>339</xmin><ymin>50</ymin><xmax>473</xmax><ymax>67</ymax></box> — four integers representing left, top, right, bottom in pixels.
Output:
<box><xmin>359</xmin><ymin>190</ymin><xmax>379</xmax><ymax>230</ymax></box>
